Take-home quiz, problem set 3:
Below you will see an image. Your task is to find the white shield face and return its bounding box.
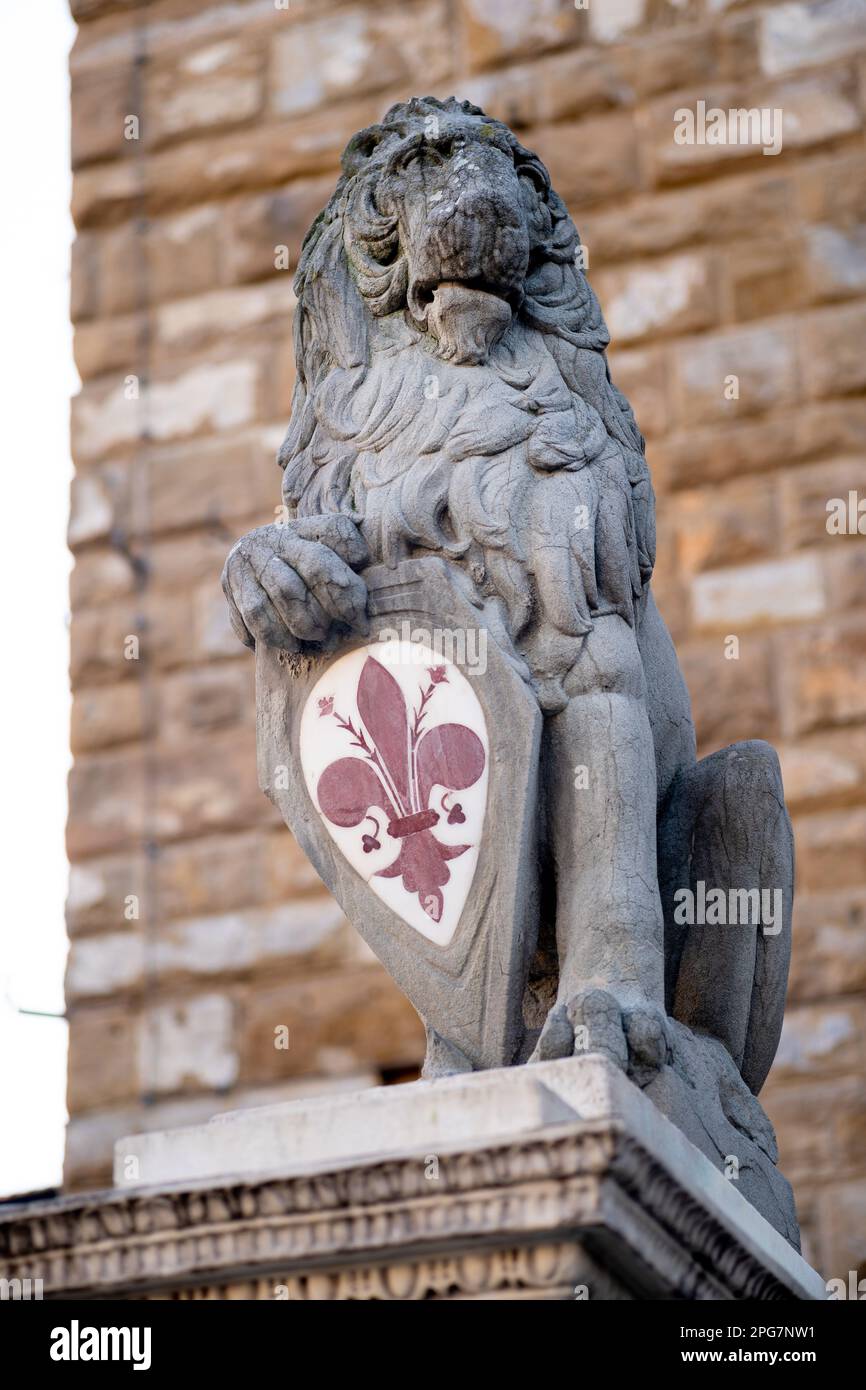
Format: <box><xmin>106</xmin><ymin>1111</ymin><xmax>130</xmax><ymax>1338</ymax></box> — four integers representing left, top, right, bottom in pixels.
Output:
<box><xmin>299</xmin><ymin>640</ymin><xmax>489</xmax><ymax>946</ymax></box>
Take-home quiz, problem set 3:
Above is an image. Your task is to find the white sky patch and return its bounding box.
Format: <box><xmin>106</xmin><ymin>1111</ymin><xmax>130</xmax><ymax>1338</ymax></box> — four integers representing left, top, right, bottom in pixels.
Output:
<box><xmin>0</xmin><ymin>0</ymin><xmax>76</xmax><ymax>1197</ymax></box>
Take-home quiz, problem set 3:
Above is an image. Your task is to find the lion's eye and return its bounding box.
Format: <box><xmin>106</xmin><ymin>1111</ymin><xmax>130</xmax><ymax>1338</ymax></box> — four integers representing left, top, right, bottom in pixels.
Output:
<box><xmin>402</xmin><ymin>147</ymin><xmax>443</xmax><ymax>172</ymax></box>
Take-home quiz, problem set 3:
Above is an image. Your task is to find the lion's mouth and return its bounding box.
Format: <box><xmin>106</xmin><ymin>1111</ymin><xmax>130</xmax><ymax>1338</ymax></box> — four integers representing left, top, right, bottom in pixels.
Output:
<box><xmin>408</xmin><ymin>279</ymin><xmax>520</xmax><ymax>365</ymax></box>
<box><xmin>409</xmin><ymin>277</ymin><xmax>521</xmax><ymax>319</ymax></box>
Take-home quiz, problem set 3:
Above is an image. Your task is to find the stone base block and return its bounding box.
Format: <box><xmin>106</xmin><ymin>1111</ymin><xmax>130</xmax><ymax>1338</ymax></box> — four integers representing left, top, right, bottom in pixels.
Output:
<box><xmin>0</xmin><ymin>1058</ymin><xmax>823</xmax><ymax>1301</ymax></box>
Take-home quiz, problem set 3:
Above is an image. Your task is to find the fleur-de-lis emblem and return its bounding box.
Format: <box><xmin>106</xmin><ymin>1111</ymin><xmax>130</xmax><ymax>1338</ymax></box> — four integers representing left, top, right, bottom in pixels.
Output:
<box><xmin>316</xmin><ymin>657</ymin><xmax>485</xmax><ymax>923</ymax></box>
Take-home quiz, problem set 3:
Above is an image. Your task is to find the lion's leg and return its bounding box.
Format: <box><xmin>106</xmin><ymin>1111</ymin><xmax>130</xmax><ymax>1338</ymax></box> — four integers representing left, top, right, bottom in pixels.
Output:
<box><xmin>658</xmin><ymin>741</ymin><xmax>793</xmax><ymax>1095</ymax></box>
<box><xmin>531</xmin><ymin>614</ymin><xmax>668</xmax><ymax>1074</ymax></box>
<box><xmin>637</xmin><ymin>587</ymin><xmax>697</xmax><ymax>806</ymax></box>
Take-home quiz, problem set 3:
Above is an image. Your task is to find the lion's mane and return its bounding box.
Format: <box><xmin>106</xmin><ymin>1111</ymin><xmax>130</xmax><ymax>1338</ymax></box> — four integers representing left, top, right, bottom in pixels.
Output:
<box><xmin>279</xmin><ymin>97</ymin><xmax>656</xmax><ymax>710</ymax></box>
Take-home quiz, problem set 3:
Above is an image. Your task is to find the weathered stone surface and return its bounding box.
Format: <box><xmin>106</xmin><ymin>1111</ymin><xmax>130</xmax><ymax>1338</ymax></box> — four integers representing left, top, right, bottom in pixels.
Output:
<box><xmin>579</xmin><ymin>166</ymin><xmax>796</xmax><ymax>266</ymax></box>
<box><xmin>801</xmin><ymin>300</ymin><xmax>866</xmax><ymax>397</ymax></box>
<box><xmin>691</xmin><ymin>555</ymin><xmax>825</xmax><ymax>630</ymax></box>
<box><xmin>594</xmin><ymin>251</ymin><xmax>719</xmax><ymax>343</ymax></box>
<box><xmin>760</xmin><ymin>0</ymin><xmax>866</xmax><ymax>77</ymax></box>
<box><xmin>774</xmin><ymin>995</ymin><xmax>866</xmax><ymax>1081</ymax></box>
<box><xmin>779</xmin><ymin>615</ymin><xmax>866</xmax><ymax>736</ymax></box>
<box><xmin>532</xmin><ymin>112</ymin><xmax>641</xmax><ymax>206</ymax></box>
<box><xmin>71</xmin><ymin>97</ymin><xmax>386</xmax><ymax>227</ymax></box>
<box><xmin>679</xmin><ymin>635</ymin><xmax>780</xmax><ymax>750</ymax></box>
<box><xmin>220</xmin><ymin>98</ymin><xmax>800</xmax><ymax>1246</ymax></box>
<box><xmin>764</xmin><ymin>1074</ymin><xmax>866</xmax><ymax>1184</ymax></box>
<box><xmin>816</xmin><ymin>1177</ymin><xmax>866</xmax><ymax>1287</ymax></box>
<box><xmin>778</xmin><ymin>730</ymin><xmax>866</xmax><ymax>815</ymax></box>
<box><xmin>239</xmin><ymin>967</ymin><xmax>425</xmax><ymax>1083</ymax></box>
<box><xmin>138</xmin><ymin>992</ymin><xmax>239</xmax><ymax>1096</ymax></box>
<box><xmin>67</xmin><ymin>1006</ymin><xmax>138</xmax><ymax>1112</ymax></box>
<box><xmin>672</xmin><ymin>322</ymin><xmax>799</xmax><ymax>429</ymax></box>
<box><xmin>67</xmin><ymin>731</ymin><xmax>276</xmax><ymax>859</ymax></box>
<box><xmin>671</xmin><ymin>475</ymin><xmax>779</xmax><ymax>573</ymax></box>
<box><xmin>4</xmin><ymin>1055</ymin><xmax>822</xmax><ymax>1302</ymax></box>
<box><xmin>146</xmin><ymin>36</ymin><xmax>265</xmax><ymax>145</ymax></box>
<box><xmin>271</xmin><ymin>1</ymin><xmax>452</xmax><ymax>117</ymax></box>
<box><xmin>795</xmin><ymin>807</ymin><xmax>866</xmax><ymax>889</ymax></box>
<box><xmin>221</xmin><ymin>179</ymin><xmax>334</xmax><ymax>284</ymax></box>
<box><xmin>459</xmin><ymin>0</ymin><xmax>585</xmax><ymax>72</ymax></box>
<box><xmin>62</xmin><ymin>1073</ymin><xmax>380</xmax><ymax>1191</ymax></box>
<box><xmin>71</xmin><ymin>680</ymin><xmax>145</xmax><ymax>753</ymax></box>
<box><xmin>655</xmin><ymin>400</ymin><xmax>866</xmax><ymax>492</ymax></box>
<box><xmin>643</xmin><ymin>73</ymin><xmax>862</xmax><ymax>185</ymax></box>
<box><xmin>606</xmin><ymin>344</ymin><xmax>671</xmax><ymax>439</ymax></box>
<box><xmin>72</xmin><ymin>357</ymin><xmax>262</xmax><ymax>461</ymax></box>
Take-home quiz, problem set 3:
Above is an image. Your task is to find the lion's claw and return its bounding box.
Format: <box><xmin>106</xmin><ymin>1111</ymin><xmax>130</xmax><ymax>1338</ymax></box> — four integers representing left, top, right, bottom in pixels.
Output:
<box><xmin>222</xmin><ymin>517</ymin><xmax>369</xmax><ymax>652</ymax></box>
<box><xmin>530</xmin><ymin>987</ymin><xmax>671</xmax><ymax>1086</ymax></box>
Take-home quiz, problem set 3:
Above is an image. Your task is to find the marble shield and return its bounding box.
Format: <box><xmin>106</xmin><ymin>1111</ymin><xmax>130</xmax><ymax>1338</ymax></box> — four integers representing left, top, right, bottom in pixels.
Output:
<box><xmin>256</xmin><ymin>557</ymin><xmax>542</xmax><ymax>1070</ymax></box>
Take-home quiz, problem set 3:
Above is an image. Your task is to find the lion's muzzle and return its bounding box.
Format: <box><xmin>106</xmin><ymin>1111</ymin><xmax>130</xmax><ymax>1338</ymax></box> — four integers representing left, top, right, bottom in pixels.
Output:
<box><xmin>398</xmin><ymin>138</ymin><xmax>530</xmax><ymax>363</ymax></box>
<box><xmin>421</xmin><ymin>283</ymin><xmax>513</xmax><ymax>365</ymax></box>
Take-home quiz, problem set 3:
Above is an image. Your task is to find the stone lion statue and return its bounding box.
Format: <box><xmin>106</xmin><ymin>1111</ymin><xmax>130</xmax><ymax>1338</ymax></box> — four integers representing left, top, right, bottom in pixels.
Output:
<box><xmin>223</xmin><ymin>97</ymin><xmax>796</xmax><ymax>1236</ymax></box>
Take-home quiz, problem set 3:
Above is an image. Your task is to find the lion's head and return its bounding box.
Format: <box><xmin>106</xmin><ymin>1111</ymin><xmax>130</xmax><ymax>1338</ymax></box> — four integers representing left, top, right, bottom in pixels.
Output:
<box><xmin>289</xmin><ymin>96</ymin><xmax>617</xmax><ymax>372</ymax></box>
<box><xmin>279</xmin><ymin>98</ymin><xmax>655</xmax><ymax>710</ymax></box>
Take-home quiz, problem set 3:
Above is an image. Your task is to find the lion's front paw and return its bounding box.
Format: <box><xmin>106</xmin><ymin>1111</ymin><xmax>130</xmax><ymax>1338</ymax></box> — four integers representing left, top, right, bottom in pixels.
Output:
<box><xmin>221</xmin><ymin>516</ymin><xmax>369</xmax><ymax>652</ymax></box>
<box><xmin>529</xmin><ymin>988</ymin><xmax>671</xmax><ymax>1086</ymax></box>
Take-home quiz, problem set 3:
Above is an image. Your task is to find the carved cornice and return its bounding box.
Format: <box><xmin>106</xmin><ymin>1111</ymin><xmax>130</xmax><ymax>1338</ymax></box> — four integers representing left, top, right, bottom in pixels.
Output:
<box><xmin>0</xmin><ymin>1123</ymin><xmax>803</xmax><ymax>1300</ymax></box>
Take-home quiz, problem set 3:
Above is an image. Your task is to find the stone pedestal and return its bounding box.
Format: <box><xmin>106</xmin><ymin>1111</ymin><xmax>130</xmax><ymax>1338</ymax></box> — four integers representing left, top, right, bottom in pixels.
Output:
<box><xmin>0</xmin><ymin>1058</ymin><xmax>823</xmax><ymax>1301</ymax></box>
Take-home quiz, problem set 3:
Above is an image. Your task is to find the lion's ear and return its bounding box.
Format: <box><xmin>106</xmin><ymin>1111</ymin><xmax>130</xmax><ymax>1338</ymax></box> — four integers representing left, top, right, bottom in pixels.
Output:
<box><xmin>296</xmin><ymin>217</ymin><xmax>369</xmax><ymax>377</ymax></box>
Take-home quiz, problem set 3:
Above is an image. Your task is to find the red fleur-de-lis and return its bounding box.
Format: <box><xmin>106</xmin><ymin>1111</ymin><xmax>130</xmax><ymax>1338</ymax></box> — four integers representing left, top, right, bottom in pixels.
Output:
<box><xmin>316</xmin><ymin>657</ymin><xmax>485</xmax><ymax>922</ymax></box>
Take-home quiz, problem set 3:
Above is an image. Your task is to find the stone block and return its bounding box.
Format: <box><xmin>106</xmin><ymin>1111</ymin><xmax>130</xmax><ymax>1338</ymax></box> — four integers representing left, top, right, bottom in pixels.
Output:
<box><xmin>642</xmin><ymin>73</ymin><xmax>861</xmax><ymax>186</ymax></box>
<box><xmin>801</xmin><ymin>300</ymin><xmax>866</xmax><ymax>398</ymax></box>
<box><xmin>778</xmin><ymin>729</ymin><xmax>866</xmax><ymax>810</ymax></box>
<box><xmin>773</xmin><ymin>998</ymin><xmax>866</xmax><ymax>1083</ymax></box>
<box><xmin>671</xmin><ymin>475</ymin><xmax>779</xmax><ymax>573</ymax></box>
<box><xmin>67</xmin><ymin>1006</ymin><xmax>138</xmax><ymax>1112</ymax></box>
<box><xmin>221</xmin><ymin>178</ymin><xmax>334</xmax><ymax>283</ymax></box>
<box><xmin>146</xmin><ymin>37</ymin><xmax>265</xmax><ymax>145</ymax></box>
<box><xmin>271</xmin><ymin>1</ymin><xmax>452</xmax><ymax>117</ymax></box>
<box><xmin>816</xmin><ymin>1178</ymin><xmax>866</xmax><ymax>1288</ymax></box>
<box><xmin>763</xmin><ymin>1075</ymin><xmax>866</xmax><ymax>1184</ymax></box>
<box><xmin>595</xmin><ymin>251</ymin><xmax>719</xmax><ymax>344</ymax></box>
<box><xmin>137</xmin><ymin>992</ymin><xmax>239</xmax><ymax>1096</ymax></box>
<box><xmin>794</xmin><ymin>806</ymin><xmax>866</xmax><ymax>889</ymax></box>
<box><xmin>459</xmin><ymin>0</ymin><xmax>585</xmax><ymax>72</ymax></box>
<box><xmin>11</xmin><ymin>1057</ymin><xmax>812</xmax><ymax>1299</ymax></box>
<box><xmin>672</xmin><ymin>322</ymin><xmax>799</xmax><ymax>429</ymax></box>
<box><xmin>779</xmin><ymin>615</ymin><xmax>866</xmax><ymax>737</ymax></box>
<box><xmin>691</xmin><ymin>554</ymin><xmax>825</xmax><ymax>631</ymax></box>
<box><xmin>238</xmin><ymin>967</ymin><xmax>425</xmax><ymax>1084</ymax></box>
<box><xmin>679</xmin><ymin>634</ymin><xmax>780</xmax><ymax>750</ymax></box>
<box><xmin>788</xmin><ymin>889</ymin><xmax>866</xmax><ymax>1002</ymax></box>
<box><xmin>71</xmin><ymin>681</ymin><xmax>146</xmax><ymax>753</ymax></box>
<box><xmin>760</xmin><ymin>0</ymin><xmax>866</xmax><ymax>77</ymax></box>
<box><xmin>531</xmin><ymin>112</ymin><xmax>641</xmax><ymax>207</ymax></box>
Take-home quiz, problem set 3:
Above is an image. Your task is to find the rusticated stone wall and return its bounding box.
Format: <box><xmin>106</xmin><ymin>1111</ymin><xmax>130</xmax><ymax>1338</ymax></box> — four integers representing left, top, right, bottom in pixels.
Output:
<box><xmin>66</xmin><ymin>0</ymin><xmax>866</xmax><ymax>1281</ymax></box>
